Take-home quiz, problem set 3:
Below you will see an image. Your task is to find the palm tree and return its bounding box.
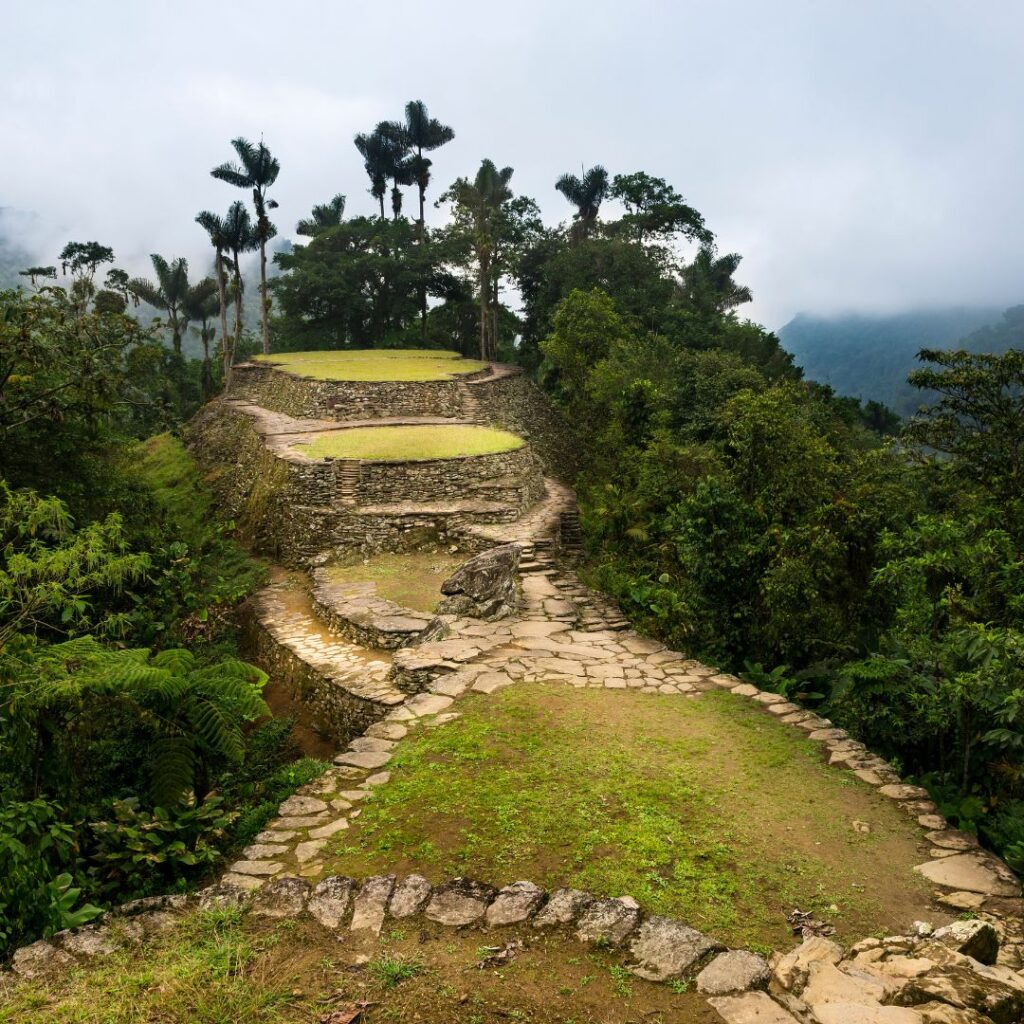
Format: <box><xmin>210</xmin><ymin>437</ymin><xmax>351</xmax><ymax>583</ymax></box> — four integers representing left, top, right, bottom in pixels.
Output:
<box><xmin>555</xmin><ymin>165</ymin><xmax>610</xmax><ymax>240</ymax></box>
<box><xmin>450</xmin><ymin>159</ymin><xmax>514</xmax><ymax>361</ymax></box>
<box><xmin>296</xmin><ymin>194</ymin><xmax>346</xmax><ymax>237</ymax></box>
<box><xmin>403</xmin><ymin>100</ymin><xmax>455</xmax><ymax>238</ymax></box>
<box><xmin>183</xmin><ymin>279</ymin><xmax>220</xmax><ymax>399</ymax></box>
<box><xmin>211</xmin><ymin>138</ymin><xmax>279</xmax><ymax>355</ymax></box>
<box><xmin>404</xmin><ymin>100</ymin><xmax>454</xmax><ymax>339</ymax></box>
<box><xmin>195</xmin><ymin>209</ymin><xmax>232</xmax><ymax>374</ymax></box>
<box><xmin>682</xmin><ymin>245</ymin><xmax>753</xmax><ymax>314</ymax></box>
<box><xmin>222</xmin><ymin>202</ymin><xmax>257</xmax><ymax>383</ymax></box>
<box><xmin>354</xmin><ymin>129</ymin><xmax>393</xmax><ymax>220</ymax></box>
<box><xmin>129</xmin><ymin>255</ymin><xmax>192</xmax><ymax>354</ymax></box>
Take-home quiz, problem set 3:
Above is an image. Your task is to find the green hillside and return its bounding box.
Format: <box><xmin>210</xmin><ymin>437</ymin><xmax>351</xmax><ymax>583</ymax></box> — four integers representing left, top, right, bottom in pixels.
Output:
<box><xmin>778</xmin><ymin>306</ymin><xmax>1015</xmax><ymax>415</ymax></box>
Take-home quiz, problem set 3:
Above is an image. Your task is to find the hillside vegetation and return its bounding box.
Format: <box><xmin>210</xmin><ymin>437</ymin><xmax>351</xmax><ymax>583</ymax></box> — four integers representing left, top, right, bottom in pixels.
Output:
<box><xmin>778</xmin><ymin>305</ymin><xmax>1012</xmax><ymax>415</ymax></box>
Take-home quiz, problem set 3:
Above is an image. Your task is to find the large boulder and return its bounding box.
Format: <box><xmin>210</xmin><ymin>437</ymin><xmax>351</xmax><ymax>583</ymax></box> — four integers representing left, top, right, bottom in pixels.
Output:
<box><xmin>437</xmin><ymin>545</ymin><xmax>520</xmax><ymax>620</ymax></box>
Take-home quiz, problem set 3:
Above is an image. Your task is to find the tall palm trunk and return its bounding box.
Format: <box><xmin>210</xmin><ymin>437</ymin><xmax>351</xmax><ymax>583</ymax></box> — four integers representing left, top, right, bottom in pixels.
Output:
<box><xmin>228</xmin><ymin>249</ymin><xmax>244</xmax><ymax>384</ymax></box>
<box><xmin>215</xmin><ymin>249</ymin><xmax>229</xmax><ymax>380</ymax></box>
<box><xmin>259</xmin><ymin>239</ymin><xmax>269</xmax><ymax>354</ymax></box>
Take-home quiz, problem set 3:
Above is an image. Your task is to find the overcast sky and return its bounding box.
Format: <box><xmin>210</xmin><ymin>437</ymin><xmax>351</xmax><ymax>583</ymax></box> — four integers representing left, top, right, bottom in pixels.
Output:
<box><xmin>3</xmin><ymin>0</ymin><xmax>1023</xmax><ymax>330</ymax></box>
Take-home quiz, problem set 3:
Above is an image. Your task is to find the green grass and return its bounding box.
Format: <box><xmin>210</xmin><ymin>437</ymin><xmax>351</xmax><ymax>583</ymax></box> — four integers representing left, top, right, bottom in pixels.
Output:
<box><xmin>135</xmin><ymin>433</ymin><xmax>265</xmax><ymax>602</ymax></box>
<box><xmin>295</xmin><ymin>424</ymin><xmax>524</xmax><ymax>462</ymax></box>
<box><xmin>323</xmin><ymin>684</ymin><xmax>942</xmax><ymax>949</ymax></box>
<box><xmin>253</xmin><ymin>349</ymin><xmax>489</xmax><ymax>381</ymax></box>
<box><xmin>0</xmin><ymin>907</ymin><xmax>716</xmax><ymax>1023</ymax></box>
<box><xmin>326</xmin><ymin>551</ymin><xmax>464</xmax><ymax>612</ymax></box>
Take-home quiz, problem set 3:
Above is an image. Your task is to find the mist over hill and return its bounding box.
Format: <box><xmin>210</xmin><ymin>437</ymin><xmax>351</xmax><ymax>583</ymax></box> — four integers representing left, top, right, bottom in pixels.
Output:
<box><xmin>777</xmin><ymin>306</ymin><xmax>1019</xmax><ymax>415</ymax></box>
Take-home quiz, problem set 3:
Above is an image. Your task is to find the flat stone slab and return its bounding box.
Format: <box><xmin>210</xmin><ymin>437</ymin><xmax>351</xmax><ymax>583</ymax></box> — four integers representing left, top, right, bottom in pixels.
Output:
<box><xmin>350</xmin><ymin>875</ymin><xmax>396</xmax><ymax>936</ymax></box>
<box><xmin>334</xmin><ymin>749</ymin><xmax>392</xmax><ymax>769</ymax></box>
<box><xmin>404</xmin><ymin>693</ymin><xmax>455</xmax><ymax>717</ymax></box>
<box><xmin>251</xmin><ymin>876</ymin><xmax>310</xmax><ymax>918</ymax></box>
<box><xmin>485</xmin><ymin>880</ymin><xmax>545</xmax><ymax>927</ymax></box>
<box><xmin>308</xmin><ymin>875</ymin><xmax>355</xmax><ymax>929</ymax></box>
<box><xmin>697</xmin><ymin>950</ymin><xmax>771</xmax><ymax>994</ymax></box>
<box><xmin>295</xmin><ymin>839</ymin><xmax>327</xmax><ymax>863</ymax></box>
<box><xmin>278</xmin><ymin>795</ymin><xmax>329</xmax><ymax>816</ymax></box>
<box><xmin>243</xmin><ymin>843</ymin><xmax>289</xmax><ymax>860</ymax></box>
<box><xmin>708</xmin><ymin>992</ymin><xmax>801</xmax><ymax>1023</ymax></box>
<box><xmin>812</xmin><ymin>1005</ymin><xmax>925</xmax><ymax>1024</ymax></box>
<box><xmin>575</xmin><ymin>896</ymin><xmax>641</xmax><ymax>947</ymax></box>
<box><xmin>627</xmin><ymin>916</ymin><xmax>723</xmax><ymax>981</ymax></box>
<box><xmin>533</xmin><ymin>887</ymin><xmax>594</xmax><ymax>929</ymax></box>
<box><xmin>308</xmin><ymin>817</ymin><xmax>350</xmax><ymax>840</ymax></box>
<box><xmin>878</xmin><ymin>784</ymin><xmax>930</xmax><ymax>801</ymax></box>
<box><xmin>914</xmin><ymin>852</ymin><xmax>1021</xmax><ymax>896</ymax></box>
<box><xmin>229</xmin><ymin>859</ymin><xmax>283</xmax><ymax>876</ymax></box>
<box><xmin>389</xmin><ymin>874</ymin><xmax>433</xmax><ymax>918</ymax></box>
<box><xmin>425</xmin><ymin>877</ymin><xmax>497</xmax><ymax>926</ymax></box>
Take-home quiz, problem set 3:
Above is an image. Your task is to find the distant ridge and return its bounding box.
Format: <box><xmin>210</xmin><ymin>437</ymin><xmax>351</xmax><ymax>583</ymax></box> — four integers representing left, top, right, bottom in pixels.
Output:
<box><xmin>778</xmin><ymin>306</ymin><xmax>1017</xmax><ymax>415</ymax></box>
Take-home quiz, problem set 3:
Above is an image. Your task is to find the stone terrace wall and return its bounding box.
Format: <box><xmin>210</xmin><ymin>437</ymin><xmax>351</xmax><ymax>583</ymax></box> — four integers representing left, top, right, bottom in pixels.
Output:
<box><xmin>186</xmin><ymin>401</ymin><xmax>534</xmax><ymax>565</ymax></box>
<box><xmin>471</xmin><ymin>369</ymin><xmax>579</xmax><ymax>481</ymax></box>
<box><xmin>228</xmin><ymin>362</ymin><xmax>477</xmax><ymax>421</ymax></box>
<box><xmin>356</xmin><ymin>444</ymin><xmax>543</xmax><ymax>508</ymax></box>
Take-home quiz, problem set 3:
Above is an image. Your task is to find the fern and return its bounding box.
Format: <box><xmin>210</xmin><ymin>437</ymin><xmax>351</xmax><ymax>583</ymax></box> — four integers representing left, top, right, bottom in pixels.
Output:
<box><xmin>6</xmin><ymin>636</ymin><xmax>270</xmax><ymax>806</ymax></box>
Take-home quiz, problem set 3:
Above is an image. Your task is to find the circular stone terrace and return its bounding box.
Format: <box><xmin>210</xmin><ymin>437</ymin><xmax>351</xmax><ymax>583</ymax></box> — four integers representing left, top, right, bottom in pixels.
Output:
<box><xmin>251</xmin><ymin>348</ymin><xmax>489</xmax><ymax>381</ymax></box>
<box><xmin>291</xmin><ymin>423</ymin><xmax>524</xmax><ymax>462</ymax></box>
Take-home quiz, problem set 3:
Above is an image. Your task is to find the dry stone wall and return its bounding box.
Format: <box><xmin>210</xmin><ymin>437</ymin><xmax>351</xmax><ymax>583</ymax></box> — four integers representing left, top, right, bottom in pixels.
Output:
<box><xmin>185</xmin><ymin>401</ymin><xmax>545</xmax><ymax>565</ymax></box>
<box><xmin>229</xmin><ymin>361</ymin><xmax>479</xmax><ymax>421</ymax></box>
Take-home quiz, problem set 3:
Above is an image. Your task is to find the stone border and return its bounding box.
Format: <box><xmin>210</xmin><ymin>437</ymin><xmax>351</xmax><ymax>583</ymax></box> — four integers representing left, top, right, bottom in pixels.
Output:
<box><xmin>10</xmin><ymin>874</ymin><xmax>1023</xmax><ymax>1024</ymax></box>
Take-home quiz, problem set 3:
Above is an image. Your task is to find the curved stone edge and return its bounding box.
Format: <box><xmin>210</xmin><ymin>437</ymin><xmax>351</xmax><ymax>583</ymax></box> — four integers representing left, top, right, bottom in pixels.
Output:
<box><xmin>13</xmin><ymin>874</ymin><xmax>1021</xmax><ymax>1024</ymax></box>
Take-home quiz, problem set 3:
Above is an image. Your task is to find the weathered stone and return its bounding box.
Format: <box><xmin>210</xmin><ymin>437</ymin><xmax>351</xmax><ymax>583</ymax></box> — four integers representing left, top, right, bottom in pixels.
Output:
<box><xmin>707</xmin><ymin>992</ymin><xmax>801</xmax><ymax>1023</ymax></box>
<box><xmin>812</xmin><ymin>1005</ymin><xmax>925</xmax><ymax>1023</ymax></box>
<box><xmin>424</xmin><ymin>877</ymin><xmax>497</xmax><ymax>926</ymax></box>
<box><xmin>295</xmin><ymin>839</ymin><xmax>327</xmax><ymax>863</ymax></box>
<box><xmin>349</xmin><ymin>736</ymin><xmax>395</xmax><ymax>753</ymax></box>
<box><xmin>404</xmin><ymin>693</ymin><xmax>454</xmax><ymax>717</ymax></box>
<box><xmin>270</xmin><ymin>814</ymin><xmax>327</xmax><ymax>829</ymax></box>
<box><xmin>532</xmin><ymin>887</ymin><xmax>594</xmax><ymax>929</ymax></box>
<box><xmin>936</xmin><ymin>890</ymin><xmax>985</xmax><ymax>911</ymax></box>
<box><xmin>198</xmin><ymin>880</ymin><xmax>254</xmax><ymax>907</ymax></box>
<box><xmin>277</xmin><ymin>795</ymin><xmax>329</xmax><ymax>816</ymax></box>
<box><xmin>772</xmin><ymin>935</ymin><xmax>845</xmax><ymax>993</ymax></box>
<box><xmin>731</xmin><ymin>683</ymin><xmax>760</xmax><ymax>697</ymax></box>
<box><xmin>389</xmin><ymin>874</ymin><xmax>433</xmax><ymax>918</ymax></box>
<box><xmin>242</xmin><ymin>842</ymin><xmax>289</xmax><ymax>860</ymax></box>
<box><xmin>255</xmin><ymin>829</ymin><xmax>295</xmax><ymax>843</ymax></box>
<box><xmin>308</xmin><ymin>875</ymin><xmax>355</xmax><ymax>929</ymax></box>
<box><xmin>697</xmin><ymin>950</ymin><xmax>771</xmax><ymax>994</ymax></box>
<box><xmin>802</xmin><ymin>961</ymin><xmax>895</xmax><ymax>1009</ymax></box>
<box><xmin>251</xmin><ymin>876</ymin><xmax>310</xmax><ymax>918</ymax></box>
<box><xmin>54</xmin><ymin>925</ymin><xmax>118</xmax><ymax>957</ymax></box>
<box><xmin>229</xmin><ymin>859</ymin><xmax>283</xmax><ymax>876</ymax></box>
<box><xmin>364</xmin><ymin>721</ymin><xmax>408</xmax><ymax>741</ymax></box>
<box><xmin>914</xmin><ymin>852</ymin><xmax>1021</xmax><ymax>897</ymax></box>
<box><xmin>350</xmin><ymin>875</ymin><xmax>396</xmax><ymax>936</ymax></box>
<box><xmin>931</xmin><ymin>919</ymin><xmax>1000</xmax><ymax>965</ymax></box>
<box><xmin>575</xmin><ymin>896</ymin><xmax>641</xmax><ymax>948</ymax></box>
<box><xmin>437</xmin><ymin>545</ymin><xmax>520</xmax><ymax>619</ymax></box>
<box><xmin>308</xmin><ymin>817</ymin><xmax>349</xmax><ymax>840</ymax></box>
<box><xmin>626</xmin><ymin>915</ymin><xmax>723</xmax><ymax>981</ymax></box>
<box><xmin>895</xmin><ymin>964</ymin><xmax>1024</xmax><ymax>1023</ymax></box>
<box><xmin>878</xmin><ymin>784</ymin><xmax>931</xmax><ymax>801</ymax></box>
<box><xmin>11</xmin><ymin>939</ymin><xmax>75</xmax><ymax>978</ymax></box>
<box><xmin>913</xmin><ymin>1002</ymin><xmax>989</xmax><ymax>1023</ymax></box>
<box><xmin>334</xmin><ymin>749</ymin><xmax>392</xmax><ymax>769</ymax></box>
<box><xmin>485</xmin><ymin>880</ymin><xmax>545</xmax><ymax>927</ymax></box>
<box><xmin>925</xmin><ymin>830</ymin><xmax>979</xmax><ymax>852</ymax></box>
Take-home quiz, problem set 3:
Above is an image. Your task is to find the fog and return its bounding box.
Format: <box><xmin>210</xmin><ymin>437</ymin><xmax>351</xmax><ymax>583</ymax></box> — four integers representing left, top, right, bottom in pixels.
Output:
<box><xmin>3</xmin><ymin>0</ymin><xmax>1023</xmax><ymax>329</ymax></box>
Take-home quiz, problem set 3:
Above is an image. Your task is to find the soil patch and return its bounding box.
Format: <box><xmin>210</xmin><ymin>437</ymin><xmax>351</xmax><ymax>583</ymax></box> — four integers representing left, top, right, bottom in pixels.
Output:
<box><xmin>324</xmin><ymin>551</ymin><xmax>464</xmax><ymax>613</ymax></box>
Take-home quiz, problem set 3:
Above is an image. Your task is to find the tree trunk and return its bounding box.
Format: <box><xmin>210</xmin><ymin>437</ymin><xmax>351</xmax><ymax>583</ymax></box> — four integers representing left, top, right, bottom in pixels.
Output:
<box><xmin>230</xmin><ymin>255</ymin><xmax>243</xmax><ymax>379</ymax></box>
<box><xmin>259</xmin><ymin>237</ymin><xmax>270</xmax><ymax>355</ymax></box>
<box><xmin>478</xmin><ymin>253</ymin><xmax>490</xmax><ymax>361</ymax></box>
<box><xmin>216</xmin><ymin>250</ymin><xmax>230</xmax><ymax>386</ymax></box>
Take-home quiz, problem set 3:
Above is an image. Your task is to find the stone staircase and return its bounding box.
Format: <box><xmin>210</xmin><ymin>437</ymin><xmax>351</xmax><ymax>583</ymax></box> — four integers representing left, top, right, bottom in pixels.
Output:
<box><xmin>558</xmin><ymin>507</ymin><xmax>583</xmax><ymax>555</ymax></box>
<box><xmin>334</xmin><ymin>460</ymin><xmax>361</xmax><ymax>505</ymax></box>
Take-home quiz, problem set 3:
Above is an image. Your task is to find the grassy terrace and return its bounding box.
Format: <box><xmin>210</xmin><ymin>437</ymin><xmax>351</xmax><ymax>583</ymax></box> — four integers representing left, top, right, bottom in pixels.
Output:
<box><xmin>295</xmin><ymin>424</ymin><xmax>523</xmax><ymax>461</ymax></box>
<box><xmin>323</xmin><ymin>685</ymin><xmax>943</xmax><ymax>950</ymax></box>
<box><xmin>253</xmin><ymin>348</ymin><xmax>488</xmax><ymax>381</ymax></box>
<box><xmin>326</xmin><ymin>551</ymin><xmax>464</xmax><ymax>612</ymax></box>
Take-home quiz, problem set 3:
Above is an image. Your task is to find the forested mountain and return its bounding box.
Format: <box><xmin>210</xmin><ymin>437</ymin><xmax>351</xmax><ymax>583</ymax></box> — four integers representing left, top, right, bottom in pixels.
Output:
<box><xmin>778</xmin><ymin>306</ymin><xmax>1012</xmax><ymax>415</ymax></box>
